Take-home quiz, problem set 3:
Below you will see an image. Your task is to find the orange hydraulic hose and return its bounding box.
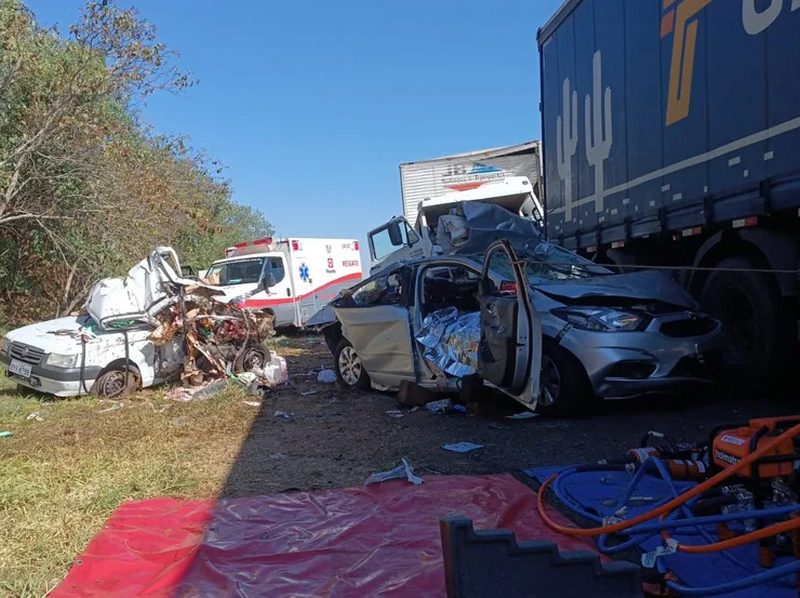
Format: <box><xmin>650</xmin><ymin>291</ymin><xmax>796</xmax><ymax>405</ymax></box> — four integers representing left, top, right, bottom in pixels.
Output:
<box><xmin>660</xmin><ymin>514</ymin><xmax>800</xmax><ymax>554</ymax></box>
<box><xmin>536</xmin><ymin>420</ymin><xmax>800</xmax><ymax>538</ymax></box>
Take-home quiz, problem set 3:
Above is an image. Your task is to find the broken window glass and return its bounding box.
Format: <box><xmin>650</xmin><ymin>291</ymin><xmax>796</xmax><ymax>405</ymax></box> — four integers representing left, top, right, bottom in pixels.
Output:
<box><xmin>350</xmin><ymin>268</ymin><xmax>406</xmax><ymax>307</ymax></box>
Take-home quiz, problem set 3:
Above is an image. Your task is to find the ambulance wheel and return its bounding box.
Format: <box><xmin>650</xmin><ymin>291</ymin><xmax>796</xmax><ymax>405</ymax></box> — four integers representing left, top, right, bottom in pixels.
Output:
<box><xmin>93</xmin><ymin>364</ymin><xmax>140</xmax><ymax>399</ymax></box>
<box><xmin>334</xmin><ymin>339</ymin><xmax>370</xmax><ymax>390</ymax></box>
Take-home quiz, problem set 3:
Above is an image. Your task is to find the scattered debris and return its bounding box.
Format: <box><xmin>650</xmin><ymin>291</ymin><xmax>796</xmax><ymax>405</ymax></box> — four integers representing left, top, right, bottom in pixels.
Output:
<box><xmin>506</xmin><ymin>412</ymin><xmax>538</xmax><ymax>420</ymax></box>
<box><xmin>192</xmin><ymin>379</ymin><xmax>231</xmax><ymax>400</ymax></box>
<box><xmin>98</xmin><ymin>403</ymin><xmax>122</xmax><ymax>414</ymax></box>
<box><xmin>243</xmin><ymin>401</ymin><xmax>262</xmax><ymax>407</ymax></box>
<box><xmin>386</xmin><ymin>410</ymin><xmax>404</xmax><ymax>419</ymax></box>
<box><xmin>169</xmin><ymin>416</ymin><xmax>190</xmax><ymax>427</ymax></box>
<box><xmin>488</xmin><ymin>422</ymin><xmax>510</xmax><ymax>431</ymax></box>
<box><xmin>300</xmin><ymin>390</ymin><xmax>318</xmax><ymax>396</ymax></box>
<box><xmin>269</xmin><ymin>453</ymin><xmax>288</xmax><ymax>460</ymax></box>
<box><xmin>398</xmin><ymin>380</ymin><xmax>437</xmax><ymax>407</ymax></box>
<box><xmin>294</xmin><ymin>370</ymin><xmax>319</xmax><ymax>378</ymax></box>
<box><xmin>443</xmin><ymin>442</ymin><xmax>483</xmax><ymax>453</ymax></box>
<box><xmin>253</xmin><ymin>351</ymin><xmax>288</xmax><ymax>386</ymax></box>
<box><xmin>410</xmin><ymin>406</ymin><xmax>420</xmax><ymax>413</ymax></box>
<box><xmin>273</xmin><ymin>410</ymin><xmax>292</xmax><ymax>419</ymax></box>
<box><xmin>425</xmin><ymin>398</ymin><xmax>452</xmax><ymax>414</ymax></box>
<box><xmin>26</xmin><ymin>411</ymin><xmax>44</xmax><ymax>422</ymax></box>
<box><xmin>452</xmin><ymin>404</ymin><xmax>467</xmax><ymax>413</ymax></box>
<box><xmin>317</xmin><ymin>369</ymin><xmax>336</xmax><ymax>383</ymax></box>
<box><xmin>0</xmin><ymin>431</ymin><xmax>12</xmax><ymax>438</ymax></box>
<box><xmin>329</xmin><ymin>396</ymin><xmax>338</xmax><ymax>403</ymax></box>
<box><xmin>364</xmin><ymin>458</ymin><xmax>424</xmax><ymax>486</ymax></box>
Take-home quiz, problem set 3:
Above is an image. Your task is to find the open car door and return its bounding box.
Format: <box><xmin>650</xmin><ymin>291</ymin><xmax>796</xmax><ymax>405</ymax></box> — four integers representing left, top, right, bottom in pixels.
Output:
<box><xmin>478</xmin><ymin>240</ymin><xmax>541</xmax><ymax>408</ymax></box>
<box><xmin>333</xmin><ymin>266</ymin><xmax>416</xmax><ymax>389</ymax></box>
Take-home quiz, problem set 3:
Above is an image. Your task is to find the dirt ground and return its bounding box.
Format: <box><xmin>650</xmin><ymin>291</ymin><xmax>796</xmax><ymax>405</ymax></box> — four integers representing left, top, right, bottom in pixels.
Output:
<box><xmin>221</xmin><ymin>334</ymin><xmax>799</xmax><ymax>497</ymax></box>
<box><xmin>3</xmin><ymin>332</ymin><xmax>799</xmax><ymax>597</ymax></box>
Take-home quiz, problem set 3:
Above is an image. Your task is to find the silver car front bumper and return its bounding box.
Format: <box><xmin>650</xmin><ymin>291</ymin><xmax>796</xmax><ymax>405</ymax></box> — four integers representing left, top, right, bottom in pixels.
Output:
<box><xmin>558</xmin><ymin>312</ymin><xmax>723</xmax><ymax>400</ymax></box>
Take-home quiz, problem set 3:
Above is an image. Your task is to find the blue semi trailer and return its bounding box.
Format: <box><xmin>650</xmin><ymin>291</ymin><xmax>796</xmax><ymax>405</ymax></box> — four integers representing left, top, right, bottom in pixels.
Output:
<box><xmin>538</xmin><ymin>0</ymin><xmax>800</xmax><ymax>385</ymax></box>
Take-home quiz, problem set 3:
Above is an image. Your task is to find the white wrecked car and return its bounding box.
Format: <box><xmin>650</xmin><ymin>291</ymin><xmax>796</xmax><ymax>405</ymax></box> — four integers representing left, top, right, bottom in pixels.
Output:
<box><xmin>0</xmin><ymin>247</ymin><xmax>268</xmax><ymax>398</ymax></box>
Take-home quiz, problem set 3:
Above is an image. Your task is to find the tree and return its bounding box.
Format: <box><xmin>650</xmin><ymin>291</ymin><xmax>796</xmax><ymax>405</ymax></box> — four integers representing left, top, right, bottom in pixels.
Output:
<box><xmin>0</xmin><ymin>0</ymin><xmax>273</xmax><ymax>326</ymax></box>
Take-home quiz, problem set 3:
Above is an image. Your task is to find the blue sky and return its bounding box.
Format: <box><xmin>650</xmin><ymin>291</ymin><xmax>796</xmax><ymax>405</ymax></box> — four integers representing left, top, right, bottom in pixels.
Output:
<box><xmin>28</xmin><ymin>0</ymin><xmax>562</xmax><ymax>267</ymax></box>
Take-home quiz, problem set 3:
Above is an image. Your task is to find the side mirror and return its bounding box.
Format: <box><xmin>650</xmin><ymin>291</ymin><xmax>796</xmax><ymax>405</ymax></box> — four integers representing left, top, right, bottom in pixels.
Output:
<box><xmin>387</xmin><ymin>220</ymin><xmax>404</xmax><ymax>246</ymax></box>
<box><xmin>263</xmin><ymin>273</ymin><xmax>277</xmax><ymax>288</ymax></box>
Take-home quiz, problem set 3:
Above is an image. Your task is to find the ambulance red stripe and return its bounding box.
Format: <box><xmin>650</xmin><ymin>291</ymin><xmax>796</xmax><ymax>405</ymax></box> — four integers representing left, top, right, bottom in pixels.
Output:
<box><xmin>242</xmin><ymin>272</ymin><xmax>363</xmax><ymax>308</ymax></box>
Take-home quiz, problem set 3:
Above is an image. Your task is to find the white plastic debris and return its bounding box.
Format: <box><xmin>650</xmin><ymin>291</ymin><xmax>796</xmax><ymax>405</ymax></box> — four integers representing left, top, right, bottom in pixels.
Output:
<box><xmin>256</xmin><ymin>351</ymin><xmax>288</xmax><ymax>386</ymax></box>
<box><xmin>364</xmin><ymin>458</ymin><xmax>424</xmax><ymax>486</ymax></box>
<box><xmin>243</xmin><ymin>401</ymin><xmax>262</xmax><ymax>407</ymax></box>
<box><xmin>273</xmin><ymin>410</ymin><xmax>292</xmax><ymax>419</ymax></box>
<box><xmin>236</xmin><ymin>372</ymin><xmax>260</xmax><ymax>396</ymax></box>
<box><xmin>386</xmin><ymin>410</ymin><xmax>404</xmax><ymax>419</ymax></box>
<box><xmin>301</xmin><ymin>390</ymin><xmax>317</xmax><ymax>396</ymax></box>
<box><xmin>317</xmin><ymin>369</ymin><xmax>336</xmax><ymax>383</ymax></box>
<box><xmin>425</xmin><ymin>399</ymin><xmax>452</xmax><ymax>414</ymax></box>
<box><xmin>26</xmin><ymin>411</ymin><xmax>44</xmax><ymax>422</ymax></box>
<box><xmin>442</xmin><ymin>442</ymin><xmax>483</xmax><ymax>453</ymax></box>
<box><xmin>506</xmin><ymin>412</ymin><xmax>538</xmax><ymax>420</ymax></box>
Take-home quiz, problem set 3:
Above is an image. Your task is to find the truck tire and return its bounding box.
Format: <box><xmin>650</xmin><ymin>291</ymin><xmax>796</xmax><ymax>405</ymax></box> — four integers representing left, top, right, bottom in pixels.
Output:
<box><xmin>535</xmin><ymin>338</ymin><xmax>592</xmax><ymax>417</ymax></box>
<box><xmin>334</xmin><ymin>338</ymin><xmax>371</xmax><ymax>390</ymax></box>
<box><xmin>700</xmin><ymin>256</ymin><xmax>788</xmax><ymax>387</ymax></box>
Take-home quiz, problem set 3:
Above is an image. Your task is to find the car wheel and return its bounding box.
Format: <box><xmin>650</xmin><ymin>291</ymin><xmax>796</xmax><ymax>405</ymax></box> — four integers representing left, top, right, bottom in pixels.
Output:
<box><xmin>535</xmin><ymin>339</ymin><xmax>592</xmax><ymax>417</ymax></box>
<box><xmin>93</xmin><ymin>366</ymin><xmax>139</xmax><ymax>399</ymax></box>
<box><xmin>236</xmin><ymin>346</ymin><xmax>267</xmax><ymax>373</ymax></box>
<box><xmin>334</xmin><ymin>338</ymin><xmax>370</xmax><ymax>390</ymax></box>
<box><xmin>700</xmin><ymin>256</ymin><xmax>790</xmax><ymax>387</ymax></box>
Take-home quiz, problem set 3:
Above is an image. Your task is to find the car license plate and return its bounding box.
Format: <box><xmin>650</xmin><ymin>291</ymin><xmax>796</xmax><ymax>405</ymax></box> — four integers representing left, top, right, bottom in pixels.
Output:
<box><xmin>9</xmin><ymin>359</ymin><xmax>32</xmax><ymax>378</ymax></box>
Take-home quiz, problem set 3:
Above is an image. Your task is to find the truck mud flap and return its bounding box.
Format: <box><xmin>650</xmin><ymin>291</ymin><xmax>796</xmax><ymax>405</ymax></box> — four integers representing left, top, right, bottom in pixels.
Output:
<box><xmin>440</xmin><ymin>518</ymin><xmax>644</xmax><ymax>598</ymax></box>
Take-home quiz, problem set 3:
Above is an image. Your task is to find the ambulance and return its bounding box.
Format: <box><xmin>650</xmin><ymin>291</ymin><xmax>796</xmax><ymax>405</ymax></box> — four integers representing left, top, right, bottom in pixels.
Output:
<box><xmin>205</xmin><ymin>238</ymin><xmax>363</xmax><ymax>328</ymax></box>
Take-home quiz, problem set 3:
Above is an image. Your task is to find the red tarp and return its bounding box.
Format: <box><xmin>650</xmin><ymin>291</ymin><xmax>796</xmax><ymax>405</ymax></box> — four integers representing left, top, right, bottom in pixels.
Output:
<box><xmin>51</xmin><ymin>473</ymin><xmax>600</xmax><ymax>598</ymax></box>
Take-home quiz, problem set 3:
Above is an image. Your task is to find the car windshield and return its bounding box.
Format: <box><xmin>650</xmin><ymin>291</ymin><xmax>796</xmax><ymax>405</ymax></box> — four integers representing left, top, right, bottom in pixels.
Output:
<box><xmin>524</xmin><ymin>242</ymin><xmax>611</xmax><ymax>283</ymax></box>
<box><xmin>470</xmin><ymin>242</ymin><xmax>610</xmax><ymax>286</ymax></box>
<box><xmin>205</xmin><ymin>258</ymin><xmax>265</xmax><ymax>285</ymax></box>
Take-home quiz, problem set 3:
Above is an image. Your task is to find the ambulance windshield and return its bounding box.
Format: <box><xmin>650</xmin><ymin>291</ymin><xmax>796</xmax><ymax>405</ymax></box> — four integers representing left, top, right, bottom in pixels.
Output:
<box><xmin>206</xmin><ymin>258</ymin><xmax>265</xmax><ymax>285</ymax></box>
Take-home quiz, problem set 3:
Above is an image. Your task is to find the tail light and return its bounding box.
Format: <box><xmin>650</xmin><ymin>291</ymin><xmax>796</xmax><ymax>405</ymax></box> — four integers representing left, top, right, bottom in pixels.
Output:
<box><xmin>499</xmin><ymin>281</ymin><xmax>518</xmax><ymax>295</ymax></box>
<box><xmin>353</xmin><ymin>241</ymin><xmax>359</xmax><ymax>251</ymax></box>
<box><xmin>291</xmin><ymin>240</ymin><xmax>300</xmax><ymax>251</ymax></box>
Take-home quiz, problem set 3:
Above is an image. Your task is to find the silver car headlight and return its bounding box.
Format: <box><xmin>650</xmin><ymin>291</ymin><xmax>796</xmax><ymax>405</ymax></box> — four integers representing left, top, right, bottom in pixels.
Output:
<box><xmin>552</xmin><ymin>307</ymin><xmax>648</xmax><ymax>332</ymax></box>
<box><xmin>46</xmin><ymin>353</ymin><xmax>80</xmax><ymax>368</ymax></box>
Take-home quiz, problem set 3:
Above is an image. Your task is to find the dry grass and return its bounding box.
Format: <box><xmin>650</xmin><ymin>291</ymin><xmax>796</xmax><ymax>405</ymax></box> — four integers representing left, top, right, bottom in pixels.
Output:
<box><xmin>0</xmin><ymin>374</ymin><xmax>263</xmax><ymax>598</ymax></box>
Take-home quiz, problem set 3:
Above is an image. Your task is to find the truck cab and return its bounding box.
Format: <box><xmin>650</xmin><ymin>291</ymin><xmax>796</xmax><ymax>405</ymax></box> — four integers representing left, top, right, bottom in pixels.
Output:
<box><xmin>368</xmin><ymin>176</ymin><xmax>542</xmax><ymax>274</ymax></box>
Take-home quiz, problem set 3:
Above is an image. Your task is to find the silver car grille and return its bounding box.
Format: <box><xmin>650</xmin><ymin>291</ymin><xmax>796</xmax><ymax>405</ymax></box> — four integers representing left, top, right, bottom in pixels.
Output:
<box><xmin>9</xmin><ymin>342</ymin><xmax>45</xmax><ymax>365</ymax></box>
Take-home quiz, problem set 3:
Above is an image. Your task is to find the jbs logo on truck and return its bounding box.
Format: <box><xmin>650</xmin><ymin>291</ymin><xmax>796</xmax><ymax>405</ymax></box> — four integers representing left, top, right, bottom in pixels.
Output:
<box><xmin>662</xmin><ymin>0</ymin><xmax>800</xmax><ymax>125</ymax></box>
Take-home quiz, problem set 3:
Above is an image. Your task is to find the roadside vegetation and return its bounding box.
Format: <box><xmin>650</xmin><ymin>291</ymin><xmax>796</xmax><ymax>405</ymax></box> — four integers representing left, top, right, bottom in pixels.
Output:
<box><xmin>0</xmin><ymin>339</ymin><xmax>308</xmax><ymax>598</ymax></box>
<box><xmin>0</xmin><ymin>0</ymin><xmax>272</xmax><ymax>328</ymax></box>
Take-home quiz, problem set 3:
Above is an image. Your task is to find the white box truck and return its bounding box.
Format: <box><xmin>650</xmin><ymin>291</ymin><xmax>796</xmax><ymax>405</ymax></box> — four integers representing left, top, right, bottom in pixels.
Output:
<box><xmin>399</xmin><ymin>140</ymin><xmax>544</xmax><ymax>226</ymax></box>
<box><xmin>206</xmin><ymin>237</ymin><xmax>363</xmax><ymax>328</ymax></box>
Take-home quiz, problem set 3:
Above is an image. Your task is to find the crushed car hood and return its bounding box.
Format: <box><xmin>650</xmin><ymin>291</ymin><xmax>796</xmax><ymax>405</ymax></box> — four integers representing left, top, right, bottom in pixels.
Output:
<box><xmin>6</xmin><ymin>317</ymin><xmax>91</xmax><ymax>354</ymax></box>
<box><xmin>533</xmin><ymin>271</ymin><xmax>698</xmax><ymax>310</ymax></box>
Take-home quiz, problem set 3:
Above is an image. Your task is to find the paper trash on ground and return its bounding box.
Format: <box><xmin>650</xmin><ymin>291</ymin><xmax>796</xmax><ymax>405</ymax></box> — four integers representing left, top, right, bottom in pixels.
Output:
<box><xmin>364</xmin><ymin>458</ymin><xmax>423</xmax><ymax>486</ymax></box>
<box><xmin>442</xmin><ymin>442</ymin><xmax>484</xmax><ymax>453</ymax></box>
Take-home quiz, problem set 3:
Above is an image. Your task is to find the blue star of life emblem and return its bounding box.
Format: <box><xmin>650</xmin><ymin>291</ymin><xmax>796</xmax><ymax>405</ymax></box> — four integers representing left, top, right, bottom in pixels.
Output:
<box><xmin>299</xmin><ymin>263</ymin><xmax>310</xmax><ymax>282</ymax></box>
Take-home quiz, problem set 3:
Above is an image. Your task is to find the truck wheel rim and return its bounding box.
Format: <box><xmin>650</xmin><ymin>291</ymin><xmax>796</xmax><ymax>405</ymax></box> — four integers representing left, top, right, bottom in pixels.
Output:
<box><xmin>540</xmin><ymin>355</ymin><xmax>561</xmax><ymax>407</ymax></box>
<box><xmin>101</xmin><ymin>371</ymin><xmax>127</xmax><ymax>397</ymax></box>
<box><xmin>339</xmin><ymin>347</ymin><xmax>362</xmax><ymax>386</ymax></box>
